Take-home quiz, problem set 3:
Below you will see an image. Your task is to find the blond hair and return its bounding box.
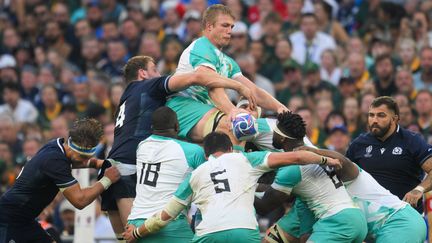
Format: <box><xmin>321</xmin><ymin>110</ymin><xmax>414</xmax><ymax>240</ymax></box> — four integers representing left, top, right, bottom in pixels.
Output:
<box><xmin>202</xmin><ymin>4</ymin><xmax>235</xmax><ymax>29</ymax></box>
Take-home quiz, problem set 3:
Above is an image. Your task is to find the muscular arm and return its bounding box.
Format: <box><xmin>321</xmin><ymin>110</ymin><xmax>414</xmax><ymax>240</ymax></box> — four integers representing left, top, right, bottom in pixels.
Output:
<box><xmin>267</xmin><ymin>150</ymin><xmax>341</xmax><ymax>169</ymax></box>
<box><xmin>295</xmin><ymin>146</ymin><xmax>359</xmax><ymax>182</ymax></box>
<box><xmin>234</xmin><ymin>75</ymin><xmax>287</xmax><ymax>113</ymax></box>
<box><xmin>168</xmin><ymin>68</ymin><xmax>256</xmax><ymax>110</ymax></box>
<box><xmin>255</xmin><ymin>187</ymin><xmax>293</xmax><ymax>215</ymax></box>
<box><xmin>403</xmin><ymin>158</ymin><xmax>432</xmax><ymax>207</ymax></box>
<box><xmin>62</xmin><ymin>182</ymin><xmax>106</xmax><ymax>209</ymax></box>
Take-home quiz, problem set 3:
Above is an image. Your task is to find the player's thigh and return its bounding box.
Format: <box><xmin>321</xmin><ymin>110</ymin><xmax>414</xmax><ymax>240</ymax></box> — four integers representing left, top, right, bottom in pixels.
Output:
<box><xmin>166</xmin><ymin>96</ymin><xmax>214</xmax><ymax>139</ymax></box>
<box><xmin>376</xmin><ymin>206</ymin><xmax>426</xmax><ymax>243</ymax></box>
<box><xmin>192</xmin><ymin>228</ymin><xmax>261</xmax><ymax>243</ymax></box>
<box><xmin>128</xmin><ymin>216</ymin><xmax>193</xmax><ymax>243</ymax></box>
<box><xmin>107</xmin><ymin>210</ymin><xmax>124</xmax><ymax>234</ymax></box>
<box><xmin>309</xmin><ymin>208</ymin><xmax>367</xmax><ymax>243</ymax></box>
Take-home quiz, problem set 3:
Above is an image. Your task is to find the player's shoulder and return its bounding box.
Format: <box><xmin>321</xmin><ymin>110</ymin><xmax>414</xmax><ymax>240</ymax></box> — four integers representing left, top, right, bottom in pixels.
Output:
<box><xmin>350</xmin><ymin>132</ymin><xmax>375</xmax><ymax>146</ymax></box>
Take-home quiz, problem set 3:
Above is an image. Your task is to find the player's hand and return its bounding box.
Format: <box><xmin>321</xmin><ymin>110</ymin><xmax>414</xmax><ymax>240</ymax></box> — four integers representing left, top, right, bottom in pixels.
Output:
<box><xmin>104</xmin><ymin>166</ymin><xmax>121</xmax><ymax>183</ymax></box>
<box><xmin>277</xmin><ymin>106</ymin><xmax>289</xmax><ymax>114</ymax></box>
<box><xmin>403</xmin><ymin>189</ymin><xmax>423</xmax><ymax>207</ymax></box>
<box><xmin>123</xmin><ymin>224</ymin><xmax>137</xmax><ymax>243</ymax></box>
<box><xmin>238</xmin><ymin>86</ymin><xmax>256</xmax><ymax>110</ymax></box>
<box><xmin>228</xmin><ymin>107</ymin><xmax>249</xmax><ymax>122</ymax></box>
<box><xmin>86</xmin><ymin>158</ymin><xmax>104</xmax><ymax>169</ymax></box>
<box><xmin>326</xmin><ymin>158</ymin><xmax>342</xmax><ymax>170</ymax></box>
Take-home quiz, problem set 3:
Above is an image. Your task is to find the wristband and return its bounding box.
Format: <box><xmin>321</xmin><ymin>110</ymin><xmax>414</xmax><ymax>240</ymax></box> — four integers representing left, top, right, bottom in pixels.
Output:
<box><xmin>414</xmin><ymin>185</ymin><xmax>425</xmax><ymax>193</ymax></box>
<box><xmin>99</xmin><ymin>176</ymin><xmax>112</xmax><ymax>190</ymax></box>
<box><xmin>320</xmin><ymin>156</ymin><xmax>328</xmax><ymax>165</ymax></box>
<box><xmin>132</xmin><ymin>227</ymin><xmax>142</xmax><ymax>239</ymax></box>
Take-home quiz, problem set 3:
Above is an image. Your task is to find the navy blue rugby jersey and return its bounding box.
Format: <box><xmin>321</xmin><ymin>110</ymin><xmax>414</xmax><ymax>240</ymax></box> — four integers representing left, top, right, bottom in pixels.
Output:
<box><xmin>108</xmin><ymin>76</ymin><xmax>173</xmax><ymax>165</ymax></box>
<box><xmin>0</xmin><ymin>138</ymin><xmax>76</xmax><ymax>225</ymax></box>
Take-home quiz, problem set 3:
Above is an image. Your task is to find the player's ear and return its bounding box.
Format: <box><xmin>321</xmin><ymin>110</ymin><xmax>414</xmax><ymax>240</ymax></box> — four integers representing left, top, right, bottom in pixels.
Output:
<box><xmin>174</xmin><ymin>122</ymin><xmax>179</xmax><ymax>133</ymax></box>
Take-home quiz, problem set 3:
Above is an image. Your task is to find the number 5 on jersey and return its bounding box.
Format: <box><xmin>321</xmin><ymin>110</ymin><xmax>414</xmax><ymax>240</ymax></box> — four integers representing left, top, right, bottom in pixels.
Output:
<box><xmin>210</xmin><ymin>169</ymin><xmax>231</xmax><ymax>193</ymax></box>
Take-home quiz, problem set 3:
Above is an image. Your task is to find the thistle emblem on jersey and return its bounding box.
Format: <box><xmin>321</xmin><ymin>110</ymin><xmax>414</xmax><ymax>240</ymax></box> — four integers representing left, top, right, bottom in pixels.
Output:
<box><xmin>392</xmin><ymin>147</ymin><xmax>402</xmax><ymax>155</ymax></box>
<box><xmin>364</xmin><ymin>145</ymin><xmax>373</xmax><ymax>157</ymax></box>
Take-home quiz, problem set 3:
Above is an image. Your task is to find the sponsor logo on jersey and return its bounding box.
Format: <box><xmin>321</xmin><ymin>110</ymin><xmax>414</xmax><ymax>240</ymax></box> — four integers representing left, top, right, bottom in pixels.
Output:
<box><xmin>380</xmin><ymin>148</ymin><xmax>386</xmax><ymax>154</ymax></box>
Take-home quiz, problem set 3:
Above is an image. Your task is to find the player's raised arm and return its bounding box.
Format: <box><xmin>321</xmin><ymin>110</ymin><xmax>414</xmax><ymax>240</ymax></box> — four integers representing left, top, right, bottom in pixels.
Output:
<box><xmin>168</xmin><ymin>70</ymin><xmax>256</xmax><ymax>109</ymax></box>
<box><xmin>234</xmin><ymin>74</ymin><xmax>288</xmax><ymax>114</ymax></box>
<box><xmin>267</xmin><ymin>150</ymin><xmax>341</xmax><ymax>169</ymax></box>
<box><xmin>295</xmin><ymin>146</ymin><xmax>359</xmax><ymax>182</ymax></box>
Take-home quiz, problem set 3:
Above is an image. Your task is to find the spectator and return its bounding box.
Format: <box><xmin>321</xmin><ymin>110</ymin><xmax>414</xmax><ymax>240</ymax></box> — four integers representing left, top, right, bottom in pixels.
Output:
<box><xmin>346</xmin><ymin>52</ymin><xmax>371</xmax><ymax>91</ymax></box>
<box><xmin>395</xmin><ymin>67</ymin><xmax>417</xmax><ymax>104</ymax></box>
<box><xmin>373</xmin><ymin>54</ymin><xmax>397</xmax><ymax>96</ymax></box>
<box><xmin>138</xmin><ymin>33</ymin><xmax>161</xmax><ymax>63</ymax></box>
<box><xmin>102</xmin><ymin>20</ymin><xmax>121</xmax><ymax>41</ymax></box>
<box><xmin>399</xmin><ymin>105</ymin><xmax>416</xmax><ymax>129</ymax></box>
<box><xmin>276</xmin><ymin>59</ymin><xmax>304</xmax><ymax>105</ymax></box>
<box><xmin>0</xmin><ymin>54</ymin><xmax>18</xmax><ymax>83</ymax></box>
<box><xmin>397</xmin><ymin>38</ymin><xmax>421</xmax><ymax>73</ymax></box>
<box><xmin>120</xmin><ymin>18</ymin><xmax>141</xmax><ymax>55</ymax></box>
<box><xmin>97</xmin><ymin>39</ymin><xmax>128</xmax><ymax>78</ymax></box>
<box><xmin>49</xmin><ymin>116</ymin><xmax>70</xmax><ymax>140</ymax></box>
<box><xmin>226</xmin><ymin>21</ymin><xmax>249</xmax><ymax>59</ymax></box>
<box><xmin>231</xmin><ymin>54</ymin><xmax>275</xmax><ymax>103</ymax></box>
<box><xmin>338</xmin><ymin>76</ymin><xmax>358</xmax><ymax>100</ymax></box>
<box><xmin>71</xmin><ymin>77</ymin><xmax>99</xmax><ymax>118</ymax></box>
<box><xmin>413</xmin><ymin>46</ymin><xmax>432</xmax><ymax>91</ymax></box>
<box><xmin>157</xmin><ymin>38</ymin><xmax>183</xmax><ymax>75</ymax></box>
<box><xmin>41</xmin><ymin>20</ymin><xmax>72</xmax><ymax>59</ymax></box>
<box><xmin>74</xmin><ymin>19</ymin><xmax>93</xmax><ymax>39</ymax></box>
<box><xmin>272</xmin><ymin>37</ymin><xmax>293</xmax><ymax>85</ymax></box>
<box><xmin>183</xmin><ymin>10</ymin><xmax>202</xmax><ymax>45</ymax></box>
<box><xmin>0</xmin><ymin>81</ymin><xmax>38</xmax><ymax>124</ymax></box>
<box><xmin>79</xmin><ymin>36</ymin><xmax>103</xmax><ymax>73</ymax></box>
<box><xmin>313</xmin><ymin>0</ymin><xmax>349</xmax><ymax>45</ymax></box>
<box><xmin>414</xmin><ymin>89</ymin><xmax>432</xmax><ymax>143</ymax></box>
<box><xmin>37</xmin><ymin>84</ymin><xmax>62</xmax><ymax>132</ymax></box>
<box><xmin>22</xmin><ymin>137</ymin><xmax>42</xmax><ymax>163</ymax></box>
<box><xmin>20</xmin><ymin>65</ymin><xmax>40</xmax><ymax>105</ymax></box>
<box><xmin>290</xmin><ymin>13</ymin><xmax>337</xmax><ymax>65</ymax></box>
<box><xmin>320</xmin><ymin>49</ymin><xmax>342</xmax><ymax>86</ymax></box>
<box><xmin>326</xmin><ymin>125</ymin><xmax>351</xmax><ymax>154</ymax></box>
<box><xmin>284</xmin><ymin>0</ymin><xmax>304</xmax><ymax>34</ymax></box>
<box><xmin>343</xmin><ymin>96</ymin><xmax>364</xmax><ymax>139</ymax></box>
<box><xmin>0</xmin><ymin>115</ymin><xmax>23</xmax><ymax>163</ymax></box>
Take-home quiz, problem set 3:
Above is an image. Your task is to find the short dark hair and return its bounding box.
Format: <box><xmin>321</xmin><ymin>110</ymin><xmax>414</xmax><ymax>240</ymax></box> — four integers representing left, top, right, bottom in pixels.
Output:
<box><xmin>277</xmin><ymin>111</ymin><xmax>306</xmax><ymax>139</ymax></box>
<box><xmin>123</xmin><ymin>55</ymin><xmax>155</xmax><ymax>83</ymax></box>
<box><xmin>374</xmin><ymin>53</ymin><xmax>392</xmax><ymax>65</ymax></box>
<box><xmin>69</xmin><ymin>118</ymin><xmax>103</xmax><ymax>148</ymax></box>
<box><xmin>2</xmin><ymin>81</ymin><xmax>20</xmax><ymax>93</ymax></box>
<box><xmin>370</xmin><ymin>96</ymin><xmax>399</xmax><ymax>116</ymax></box>
<box><xmin>151</xmin><ymin>107</ymin><xmax>178</xmax><ymax>131</ymax></box>
<box><xmin>300</xmin><ymin>13</ymin><xmax>318</xmax><ymax>22</ymax></box>
<box><xmin>203</xmin><ymin>132</ymin><xmax>233</xmax><ymax>157</ymax></box>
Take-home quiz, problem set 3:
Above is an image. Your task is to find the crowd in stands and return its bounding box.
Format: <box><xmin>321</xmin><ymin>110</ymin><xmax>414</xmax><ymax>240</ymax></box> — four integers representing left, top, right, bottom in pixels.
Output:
<box><xmin>1</xmin><ymin>0</ymin><xmax>432</xmax><ymax>239</ymax></box>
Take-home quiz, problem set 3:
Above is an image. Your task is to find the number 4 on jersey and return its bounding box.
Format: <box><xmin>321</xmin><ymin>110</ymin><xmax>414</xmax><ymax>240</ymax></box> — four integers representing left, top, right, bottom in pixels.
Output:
<box><xmin>115</xmin><ymin>102</ymin><xmax>126</xmax><ymax>128</ymax></box>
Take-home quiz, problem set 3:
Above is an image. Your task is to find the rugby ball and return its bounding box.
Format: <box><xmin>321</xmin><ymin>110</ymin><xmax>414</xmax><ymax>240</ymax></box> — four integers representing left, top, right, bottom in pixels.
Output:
<box><xmin>232</xmin><ymin>113</ymin><xmax>258</xmax><ymax>141</ymax></box>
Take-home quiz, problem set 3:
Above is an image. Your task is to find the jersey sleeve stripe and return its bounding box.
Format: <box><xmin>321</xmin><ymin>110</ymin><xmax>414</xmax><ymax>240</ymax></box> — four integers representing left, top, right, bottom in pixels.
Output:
<box><xmin>271</xmin><ymin>182</ymin><xmax>293</xmax><ymax>196</ymax></box>
<box><xmin>194</xmin><ymin>63</ymin><xmax>216</xmax><ymax>71</ymax></box>
<box><xmin>57</xmin><ymin>179</ymin><xmax>77</xmax><ymax>188</ymax></box>
<box><xmin>231</xmin><ymin>72</ymin><xmax>242</xmax><ymax>79</ymax></box>
<box><xmin>419</xmin><ymin>153</ymin><xmax>432</xmax><ymax>166</ymax></box>
<box><xmin>173</xmin><ymin>195</ymin><xmax>190</xmax><ymax>206</ymax></box>
<box><xmin>164</xmin><ymin>75</ymin><xmax>172</xmax><ymax>93</ymax></box>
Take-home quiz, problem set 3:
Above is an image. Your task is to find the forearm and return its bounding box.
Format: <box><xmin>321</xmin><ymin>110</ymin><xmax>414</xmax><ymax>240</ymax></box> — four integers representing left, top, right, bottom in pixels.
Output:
<box><xmin>209</xmin><ymin>87</ymin><xmax>236</xmax><ymax>114</ymax></box>
<box><xmin>308</xmin><ymin>148</ymin><xmax>358</xmax><ymax>181</ymax></box>
<box><xmin>418</xmin><ymin>172</ymin><xmax>432</xmax><ymax>193</ymax></box>
<box><xmin>194</xmin><ymin>72</ymin><xmax>244</xmax><ymax>92</ymax></box>
<box><xmin>255</xmin><ymin>87</ymin><xmax>286</xmax><ymax>112</ymax></box>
